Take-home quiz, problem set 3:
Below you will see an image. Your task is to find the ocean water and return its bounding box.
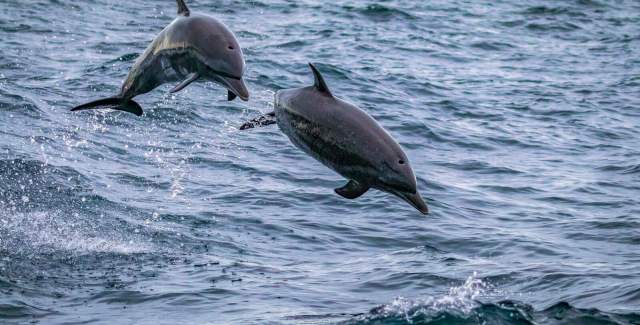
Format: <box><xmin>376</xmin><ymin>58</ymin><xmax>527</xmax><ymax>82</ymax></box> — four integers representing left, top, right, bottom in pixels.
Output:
<box><xmin>1</xmin><ymin>0</ymin><xmax>639</xmax><ymax>324</ymax></box>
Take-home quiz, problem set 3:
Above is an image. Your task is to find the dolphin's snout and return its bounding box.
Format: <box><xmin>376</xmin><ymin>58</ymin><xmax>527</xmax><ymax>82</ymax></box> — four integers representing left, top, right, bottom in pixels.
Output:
<box><xmin>220</xmin><ymin>76</ymin><xmax>250</xmax><ymax>101</ymax></box>
<box><xmin>400</xmin><ymin>191</ymin><xmax>429</xmax><ymax>215</ymax></box>
<box><xmin>232</xmin><ymin>78</ymin><xmax>250</xmax><ymax>101</ymax></box>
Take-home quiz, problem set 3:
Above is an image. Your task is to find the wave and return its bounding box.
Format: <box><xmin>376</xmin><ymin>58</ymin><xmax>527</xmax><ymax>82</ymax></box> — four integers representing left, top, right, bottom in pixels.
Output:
<box><xmin>0</xmin><ymin>158</ymin><xmax>90</xmax><ymax>211</ymax></box>
<box><xmin>342</xmin><ymin>4</ymin><xmax>415</xmax><ymax>22</ymax></box>
<box><xmin>347</xmin><ymin>300</ymin><xmax>640</xmax><ymax>325</ymax></box>
<box><xmin>597</xmin><ymin>163</ymin><xmax>640</xmax><ymax>175</ymax></box>
<box><xmin>525</xmin><ymin>22</ymin><xmax>581</xmax><ymax>32</ymax></box>
<box><xmin>0</xmin><ymin>88</ymin><xmax>43</xmax><ymax>116</ymax></box>
<box><xmin>0</xmin><ymin>301</ymin><xmax>55</xmax><ymax>320</ymax></box>
<box><xmin>0</xmin><ymin>158</ymin><xmax>155</xmax><ymax>261</ymax></box>
<box><xmin>343</xmin><ymin>274</ymin><xmax>640</xmax><ymax>325</ymax></box>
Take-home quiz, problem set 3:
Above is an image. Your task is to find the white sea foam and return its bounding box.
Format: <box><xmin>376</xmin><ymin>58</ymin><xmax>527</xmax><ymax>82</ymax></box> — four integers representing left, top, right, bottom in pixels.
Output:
<box><xmin>366</xmin><ymin>273</ymin><xmax>489</xmax><ymax>323</ymax></box>
<box><xmin>0</xmin><ymin>210</ymin><xmax>152</xmax><ymax>255</ymax></box>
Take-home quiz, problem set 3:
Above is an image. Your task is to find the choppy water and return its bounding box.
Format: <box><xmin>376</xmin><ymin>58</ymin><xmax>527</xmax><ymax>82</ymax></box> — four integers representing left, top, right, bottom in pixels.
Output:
<box><xmin>1</xmin><ymin>0</ymin><xmax>639</xmax><ymax>324</ymax></box>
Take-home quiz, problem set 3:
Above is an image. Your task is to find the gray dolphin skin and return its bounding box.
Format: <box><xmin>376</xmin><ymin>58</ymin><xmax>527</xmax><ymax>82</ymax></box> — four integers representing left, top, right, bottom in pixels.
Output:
<box><xmin>240</xmin><ymin>63</ymin><xmax>429</xmax><ymax>214</ymax></box>
<box><xmin>71</xmin><ymin>0</ymin><xmax>248</xmax><ymax>116</ymax></box>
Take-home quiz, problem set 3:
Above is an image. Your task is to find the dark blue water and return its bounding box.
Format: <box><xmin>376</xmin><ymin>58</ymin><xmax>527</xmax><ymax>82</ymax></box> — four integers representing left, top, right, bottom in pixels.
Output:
<box><xmin>1</xmin><ymin>0</ymin><xmax>639</xmax><ymax>324</ymax></box>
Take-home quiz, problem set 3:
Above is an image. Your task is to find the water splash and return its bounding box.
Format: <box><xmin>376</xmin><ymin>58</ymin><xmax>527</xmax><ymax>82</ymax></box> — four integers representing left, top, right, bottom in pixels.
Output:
<box><xmin>169</xmin><ymin>158</ymin><xmax>187</xmax><ymax>198</ymax></box>
<box><xmin>0</xmin><ymin>210</ymin><xmax>152</xmax><ymax>256</ymax></box>
<box><xmin>362</xmin><ymin>273</ymin><xmax>489</xmax><ymax>323</ymax></box>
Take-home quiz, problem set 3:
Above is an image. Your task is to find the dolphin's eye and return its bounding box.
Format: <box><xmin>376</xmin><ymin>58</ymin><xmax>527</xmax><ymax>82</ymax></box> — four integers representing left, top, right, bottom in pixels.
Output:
<box><xmin>228</xmin><ymin>45</ymin><xmax>234</xmax><ymax>50</ymax></box>
<box><xmin>399</xmin><ymin>160</ymin><xmax>405</xmax><ymax>165</ymax></box>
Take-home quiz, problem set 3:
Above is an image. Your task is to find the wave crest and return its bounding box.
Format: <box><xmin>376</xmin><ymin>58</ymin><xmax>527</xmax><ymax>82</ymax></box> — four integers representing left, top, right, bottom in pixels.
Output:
<box><xmin>345</xmin><ymin>274</ymin><xmax>640</xmax><ymax>325</ymax></box>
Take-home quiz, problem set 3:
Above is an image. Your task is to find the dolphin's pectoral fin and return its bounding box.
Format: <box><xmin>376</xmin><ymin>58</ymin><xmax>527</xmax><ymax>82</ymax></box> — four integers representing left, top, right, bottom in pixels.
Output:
<box><xmin>228</xmin><ymin>91</ymin><xmax>237</xmax><ymax>101</ymax></box>
<box><xmin>176</xmin><ymin>0</ymin><xmax>190</xmax><ymax>16</ymax></box>
<box><xmin>335</xmin><ymin>180</ymin><xmax>369</xmax><ymax>199</ymax></box>
<box><xmin>239</xmin><ymin>111</ymin><xmax>276</xmax><ymax>130</ymax></box>
<box><xmin>170</xmin><ymin>72</ymin><xmax>199</xmax><ymax>93</ymax></box>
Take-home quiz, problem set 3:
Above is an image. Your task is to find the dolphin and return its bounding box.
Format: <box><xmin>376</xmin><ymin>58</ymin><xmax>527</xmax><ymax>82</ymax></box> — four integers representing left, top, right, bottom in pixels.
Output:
<box><xmin>240</xmin><ymin>63</ymin><xmax>429</xmax><ymax>214</ymax></box>
<box><xmin>71</xmin><ymin>0</ymin><xmax>249</xmax><ymax>116</ymax></box>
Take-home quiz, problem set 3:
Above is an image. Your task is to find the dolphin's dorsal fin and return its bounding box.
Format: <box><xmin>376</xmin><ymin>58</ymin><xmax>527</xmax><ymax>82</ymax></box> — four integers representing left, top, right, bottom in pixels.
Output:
<box><xmin>177</xmin><ymin>0</ymin><xmax>190</xmax><ymax>16</ymax></box>
<box><xmin>308</xmin><ymin>63</ymin><xmax>332</xmax><ymax>97</ymax></box>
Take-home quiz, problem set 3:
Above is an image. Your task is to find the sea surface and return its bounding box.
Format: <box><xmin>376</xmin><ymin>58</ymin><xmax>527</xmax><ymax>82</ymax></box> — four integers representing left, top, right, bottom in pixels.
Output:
<box><xmin>1</xmin><ymin>0</ymin><xmax>639</xmax><ymax>324</ymax></box>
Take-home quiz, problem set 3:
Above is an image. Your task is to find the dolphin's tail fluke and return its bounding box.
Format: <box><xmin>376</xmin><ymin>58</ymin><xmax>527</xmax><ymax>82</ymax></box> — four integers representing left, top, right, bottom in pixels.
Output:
<box><xmin>71</xmin><ymin>96</ymin><xmax>143</xmax><ymax>116</ymax></box>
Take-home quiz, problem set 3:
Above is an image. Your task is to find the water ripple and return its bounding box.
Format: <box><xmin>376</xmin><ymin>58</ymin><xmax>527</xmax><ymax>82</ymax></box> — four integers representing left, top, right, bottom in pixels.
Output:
<box><xmin>1</xmin><ymin>0</ymin><xmax>639</xmax><ymax>323</ymax></box>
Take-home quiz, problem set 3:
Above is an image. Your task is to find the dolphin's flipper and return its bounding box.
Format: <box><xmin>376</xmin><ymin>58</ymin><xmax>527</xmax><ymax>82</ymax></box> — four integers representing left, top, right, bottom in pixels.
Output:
<box><xmin>228</xmin><ymin>91</ymin><xmax>237</xmax><ymax>101</ymax></box>
<box><xmin>308</xmin><ymin>63</ymin><xmax>332</xmax><ymax>97</ymax></box>
<box><xmin>335</xmin><ymin>180</ymin><xmax>369</xmax><ymax>199</ymax></box>
<box><xmin>176</xmin><ymin>0</ymin><xmax>190</xmax><ymax>16</ymax></box>
<box><xmin>71</xmin><ymin>96</ymin><xmax>143</xmax><ymax>116</ymax></box>
<box><xmin>170</xmin><ymin>72</ymin><xmax>199</xmax><ymax>93</ymax></box>
<box><xmin>239</xmin><ymin>111</ymin><xmax>276</xmax><ymax>130</ymax></box>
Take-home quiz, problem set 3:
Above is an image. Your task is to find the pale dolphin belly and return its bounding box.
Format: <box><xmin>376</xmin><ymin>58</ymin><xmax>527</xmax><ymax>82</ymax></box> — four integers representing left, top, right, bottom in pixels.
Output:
<box><xmin>120</xmin><ymin>47</ymin><xmax>204</xmax><ymax>100</ymax></box>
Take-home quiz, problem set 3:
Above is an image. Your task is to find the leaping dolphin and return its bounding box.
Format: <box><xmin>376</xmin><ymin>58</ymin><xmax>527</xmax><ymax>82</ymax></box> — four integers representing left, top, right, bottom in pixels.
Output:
<box><xmin>71</xmin><ymin>0</ymin><xmax>249</xmax><ymax>116</ymax></box>
<box><xmin>240</xmin><ymin>64</ymin><xmax>429</xmax><ymax>214</ymax></box>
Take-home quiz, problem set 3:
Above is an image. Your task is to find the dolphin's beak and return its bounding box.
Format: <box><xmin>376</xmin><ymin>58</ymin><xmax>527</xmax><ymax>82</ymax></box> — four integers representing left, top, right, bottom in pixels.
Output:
<box><xmin>219</xmin><ymin>76</ymin><xmax>249</xmax><ymax>101</ymax></box>
<box><xmin>398</xmin><ymin>191</ymin><xmax>429</xmax><ymax>215</ymax></box>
